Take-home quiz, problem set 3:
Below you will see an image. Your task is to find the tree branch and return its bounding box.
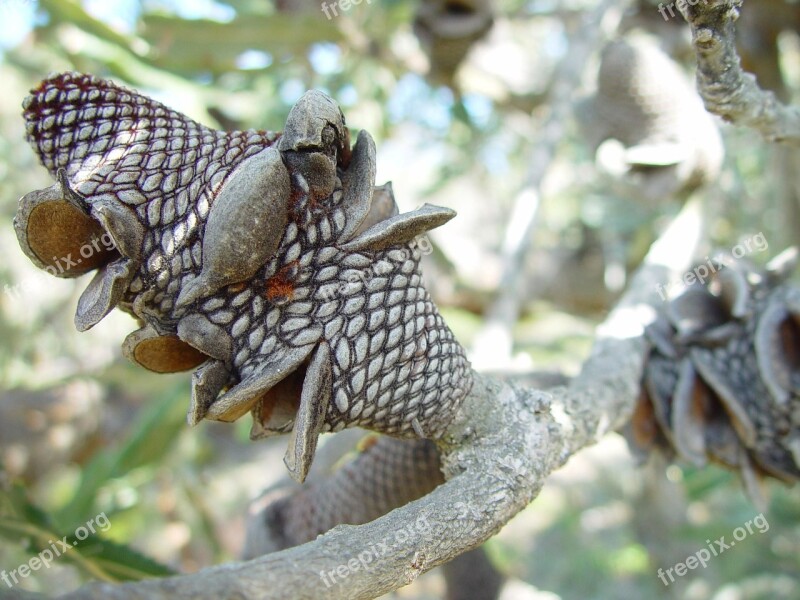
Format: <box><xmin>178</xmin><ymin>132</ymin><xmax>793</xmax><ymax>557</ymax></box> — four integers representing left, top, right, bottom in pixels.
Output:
<box><xmin>58</xmin><ymin>198</ymin><xmax>703</xmax><ymax>600</ymax></box>
<box><xmin>471</xmin><ymin>0</ymin><xmax>631</xmax><ymax>366</ymax></box>
<box><xmin>680</xmin><ymin>0</ymin><xmax>800</xmax><ymax>143</ymax></box>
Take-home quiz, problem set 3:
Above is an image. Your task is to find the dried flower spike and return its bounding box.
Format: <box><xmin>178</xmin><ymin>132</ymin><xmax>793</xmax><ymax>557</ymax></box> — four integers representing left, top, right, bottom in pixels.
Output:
<box><xmin>579</xmin><ymin>36</ymin><xmax>724</xmax><ymax>199</ymax></box>
<box><xmin>625</xmin><ymin>248</ymin><xmax>800</xmax><ymax>505</ymax></box>
<box><xmin>15</xmin><ymin>72</ymin><xmax>473</xmax><ymax>482</ymax></box>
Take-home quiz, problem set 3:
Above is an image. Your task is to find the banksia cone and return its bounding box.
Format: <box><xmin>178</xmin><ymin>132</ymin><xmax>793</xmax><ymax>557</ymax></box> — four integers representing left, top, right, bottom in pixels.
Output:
<box><xmin>624</xmin><ymin>248</ymin><xmax>800</xmax><ymax>502</ymax></box>
<box><xmin>244</xmin><ymin>436</ymin><xmax>443</xmax><ymax>555</ymax></box>
<box><xmin>14</xmin><ymin>72</ymin><xmax>473</xmax><ymax>482</ymax></box>
<box><xmin>413</xmin><ymin>0</ymin><xmax>494</xmax><ymax>85</ymax></box>
<box><xmin>579</xmin><ymin>37</ymin><xmax>724</xmax><ymax>199</ymax></box>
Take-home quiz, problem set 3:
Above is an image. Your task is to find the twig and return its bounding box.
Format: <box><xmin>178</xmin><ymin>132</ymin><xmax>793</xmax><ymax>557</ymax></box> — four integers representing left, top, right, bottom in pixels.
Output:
<box><xmin>679</xmin><ymin>0</ymin><xmax>800</xmax><ymax>143</ymax></box>
<box><xmin>472</xmin><ymin>0</ymin><xmax>631</xmax><ymax>367</ymax></box>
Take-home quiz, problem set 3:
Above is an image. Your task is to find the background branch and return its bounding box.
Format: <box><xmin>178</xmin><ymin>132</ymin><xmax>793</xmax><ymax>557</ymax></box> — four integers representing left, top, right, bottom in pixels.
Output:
<box><xmin>471</xmin><ymin>0</ymin><xmax>631</xmax><ymax>367</ymax></box>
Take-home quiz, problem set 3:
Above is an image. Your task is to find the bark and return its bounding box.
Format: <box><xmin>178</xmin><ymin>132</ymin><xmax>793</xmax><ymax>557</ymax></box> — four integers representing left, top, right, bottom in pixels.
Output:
<box><xmin>679</xmin><ymin>0</ymin><xmax>800</xmax><ymax>143</ymax></box>
<box><xmin>56</xmin><ymin>197</ymin><xmax>703</xmax><ymax>600</ymax></box>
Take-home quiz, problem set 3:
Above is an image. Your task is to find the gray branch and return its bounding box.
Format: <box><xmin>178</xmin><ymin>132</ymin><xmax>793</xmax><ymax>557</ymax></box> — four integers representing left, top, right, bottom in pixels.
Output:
<box><xmin>680</xmin><ymin>0</ymin><xmax>800</xmax><ymax>143</ymax></box>
<box><xmin>57</xmin><ymin>199</ymin><xmax>703</xmax><ymax>600</ymax></box>
<box><xmin>472</xmin><ymin>0</ymin><xmax>630</xmax><ymax>364</ymax></box>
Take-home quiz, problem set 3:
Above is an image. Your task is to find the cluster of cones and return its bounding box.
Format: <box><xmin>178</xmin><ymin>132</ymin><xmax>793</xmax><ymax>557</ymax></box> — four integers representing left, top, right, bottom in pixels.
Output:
<box><xmin>625</xmin><ymin>249</ymin><xmax>800</xmax><ymax>503</ymax></box>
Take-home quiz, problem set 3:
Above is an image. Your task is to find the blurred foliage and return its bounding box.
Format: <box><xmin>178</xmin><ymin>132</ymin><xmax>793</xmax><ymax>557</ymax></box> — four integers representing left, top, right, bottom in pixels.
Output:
<box><xmin>0</xmin><ymin>0</ymin><xmax>798</xmax><ymax>598</ymax></box>
<box><xmin>0</xmin><ymin>481</ymin><xmax>174</xmax><ymax>583</ymax></box>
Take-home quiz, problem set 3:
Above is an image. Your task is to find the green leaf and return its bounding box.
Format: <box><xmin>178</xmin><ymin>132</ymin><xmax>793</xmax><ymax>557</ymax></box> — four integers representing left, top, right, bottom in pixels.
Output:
<box><xmin>58</xmin><ymin>535</ymin><xmax>175</xmax><ymax>581</ymax></box>
<box><xmin>56</xmin><ymin>382</ymin><xmax>189</xmax><ymax>529</ymax></box>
